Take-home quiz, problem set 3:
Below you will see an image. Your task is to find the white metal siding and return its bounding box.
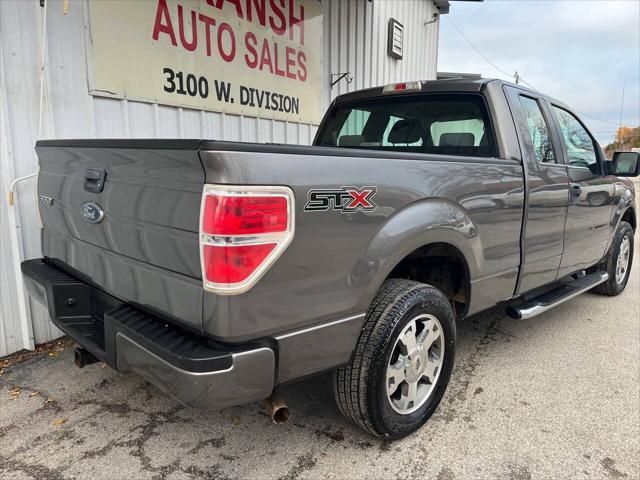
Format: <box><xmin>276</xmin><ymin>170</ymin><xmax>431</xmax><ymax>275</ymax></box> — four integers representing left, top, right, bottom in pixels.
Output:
<box><xmin>322</xmin><ymin>0</ymin><xmax>439</xmax><ymax>104</ymax></box>
<box><xmin>1</xmin><ymin>0</ymin><xmax>51</xmax><ymax>356</ymax></box>
<box><xmin>0</xmin><ymin>0</ymin><xmax>440</xmax><ymax>356</ymax></box>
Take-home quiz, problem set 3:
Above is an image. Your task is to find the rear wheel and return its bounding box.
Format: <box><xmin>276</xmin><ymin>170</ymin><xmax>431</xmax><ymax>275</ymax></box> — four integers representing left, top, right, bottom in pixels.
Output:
<box><xmin>591</xmin><ymin>221</ymin><xmax>634</xmax><ymax>296</ymax></box>
<box><xmin>334</xmin><ymin>279</ymin><xmax>456</xmax><ymax>439</ymax></box>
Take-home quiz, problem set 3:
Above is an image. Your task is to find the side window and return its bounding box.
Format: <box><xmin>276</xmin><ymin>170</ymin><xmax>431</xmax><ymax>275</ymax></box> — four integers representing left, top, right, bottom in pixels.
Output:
<box><xmin>552</xmin><ymin>106</ymin><xmax>598</xmax><ymax>169</ymax></box>
<box><xmin>518</xmin><ymin>96</ymin><xmax>556</xmax><ymax>163</ymax></box>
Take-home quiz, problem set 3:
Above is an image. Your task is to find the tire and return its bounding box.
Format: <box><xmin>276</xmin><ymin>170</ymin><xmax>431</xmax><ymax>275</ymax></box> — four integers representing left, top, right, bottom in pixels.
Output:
<box><xmin>334</xmin><ymin>279</ymin><xmax>456</xmax><ymax>439</ymax></box>
<box><xmin>591</xmin><ymin>221</ymin><xmax>634</xmax><ymax>296</ymax></box>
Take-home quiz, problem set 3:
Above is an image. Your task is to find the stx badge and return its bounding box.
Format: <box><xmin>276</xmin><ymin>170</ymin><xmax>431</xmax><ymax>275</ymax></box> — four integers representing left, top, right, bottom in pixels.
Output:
<box><xmin>305</xmin><ymin>186</ymin><xmax>377</xmax><ymax>213</ymax></box>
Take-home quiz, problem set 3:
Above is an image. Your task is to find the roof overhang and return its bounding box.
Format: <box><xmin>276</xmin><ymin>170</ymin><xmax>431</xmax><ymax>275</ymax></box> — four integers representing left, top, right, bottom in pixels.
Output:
<box><xmin>436</xmin><ymin>0</ymin><xmax>485</xmax><ymax>15</ymax></box>
<box><xmin>433</xmin><ymin>0</ymin><xmax>450</xmax><ymax>14</ymax></box>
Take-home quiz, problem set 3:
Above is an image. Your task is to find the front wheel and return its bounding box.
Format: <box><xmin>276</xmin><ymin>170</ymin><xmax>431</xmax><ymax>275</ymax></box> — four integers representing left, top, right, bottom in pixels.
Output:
<box><xmin>591</xmin><ymin>221</ymin><xmax>634</xmax><ymax>296</ymax></box>
<box><xmin>334</xmin><ymin>279</ymin><xmax>456</xmax><ymax>439</ymax></box>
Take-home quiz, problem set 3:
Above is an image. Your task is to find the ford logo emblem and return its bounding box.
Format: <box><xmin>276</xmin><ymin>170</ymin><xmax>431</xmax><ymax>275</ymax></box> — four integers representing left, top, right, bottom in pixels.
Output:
<box><xmin>80</xmin><ymin>202</ymin><xmax>104</xmax><ymax>224</ymax></box>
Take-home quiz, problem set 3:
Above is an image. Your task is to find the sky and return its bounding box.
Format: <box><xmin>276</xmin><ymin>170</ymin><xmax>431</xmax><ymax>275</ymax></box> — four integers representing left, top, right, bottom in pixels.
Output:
<box><xmin>438</xmin><ymin>0</ymin><xmax>640</xmax><ymax>146</ymax></box>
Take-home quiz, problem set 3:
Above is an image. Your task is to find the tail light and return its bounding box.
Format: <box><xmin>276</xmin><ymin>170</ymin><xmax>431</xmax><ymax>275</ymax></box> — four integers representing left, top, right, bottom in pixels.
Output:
<box><xmin>200</xmin><ymin>184</ymin><xmax>295</xmax><ymax>294</ymax></box>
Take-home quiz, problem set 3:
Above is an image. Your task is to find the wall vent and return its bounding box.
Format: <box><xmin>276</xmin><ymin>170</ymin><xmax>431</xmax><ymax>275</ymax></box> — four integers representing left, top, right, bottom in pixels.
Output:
<box><xmin>387</xmin><ymin>18</ymin><xmax>404</xmax><ymax>60</ymax></box>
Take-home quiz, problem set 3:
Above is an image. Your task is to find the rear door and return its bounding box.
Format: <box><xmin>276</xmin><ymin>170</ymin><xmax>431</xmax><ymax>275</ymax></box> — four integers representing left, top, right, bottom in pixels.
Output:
<box><xmin>548</xmin><ymin>106</ymin><xmax>615</xmax><ymax>276</ymax></box>
<box><xmin>504</xmin><ymin>86</ymin><xmax>570</xmax><ymax>294</ymax></box>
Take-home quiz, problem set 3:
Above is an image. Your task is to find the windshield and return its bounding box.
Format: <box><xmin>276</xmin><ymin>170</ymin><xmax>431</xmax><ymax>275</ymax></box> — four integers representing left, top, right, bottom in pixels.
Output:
<box><xmin>315</xmin><ymin>93</ymin><xmax>497</xmax><ymax>157</ymax></box>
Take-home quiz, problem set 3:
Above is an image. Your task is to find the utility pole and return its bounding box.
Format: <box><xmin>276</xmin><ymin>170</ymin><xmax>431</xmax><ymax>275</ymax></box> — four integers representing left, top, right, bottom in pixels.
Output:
<box><xmin>618</xmin><ymin>83</ymin><xmax>625</xmax><ymax>150</ymax></box>
<box><xmin>513</xmin><ymin>71</ymin><xmax>520</xmax><ymax>85</ymax></box>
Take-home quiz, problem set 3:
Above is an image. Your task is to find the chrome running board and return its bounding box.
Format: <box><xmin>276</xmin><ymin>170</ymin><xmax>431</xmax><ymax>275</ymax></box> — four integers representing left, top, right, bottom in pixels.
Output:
<box><xmin>506</xmin><ymin>271</ymin><xmax>609</xmax><ymax>320</ymax></box>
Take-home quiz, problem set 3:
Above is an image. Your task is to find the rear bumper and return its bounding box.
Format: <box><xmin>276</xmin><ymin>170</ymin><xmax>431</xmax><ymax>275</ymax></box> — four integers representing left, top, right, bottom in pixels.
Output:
<box><xmin>21</xmin><ymin>258</ymin><xmax>275</xmax><ymax>409</ymax></box>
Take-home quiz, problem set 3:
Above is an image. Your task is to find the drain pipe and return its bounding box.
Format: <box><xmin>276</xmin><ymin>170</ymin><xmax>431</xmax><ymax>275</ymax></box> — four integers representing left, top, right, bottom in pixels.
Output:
<box><xmin>262</xmin><ymin>391</ymin><xmax>290</xmax><ymax>424</ymax></box>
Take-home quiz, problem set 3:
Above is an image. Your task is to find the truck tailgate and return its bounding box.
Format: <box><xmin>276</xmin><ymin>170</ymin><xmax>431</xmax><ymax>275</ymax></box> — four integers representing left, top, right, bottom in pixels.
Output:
<box><xmin>34</xmin><ymin>140</ymin><xmax>205</xmax><ymax>330</ymax></box>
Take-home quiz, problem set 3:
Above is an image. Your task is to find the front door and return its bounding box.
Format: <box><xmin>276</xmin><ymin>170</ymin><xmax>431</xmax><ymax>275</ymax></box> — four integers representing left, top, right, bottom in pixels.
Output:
<box><xmin>549</xmin><ymin>106</ymin><xmax>615</xmax><ymax>277</ymax></box>
<box><xmin>505</xmin><ymin>86</ymin><xmax>570</xmax><ymax>294</ymax></box>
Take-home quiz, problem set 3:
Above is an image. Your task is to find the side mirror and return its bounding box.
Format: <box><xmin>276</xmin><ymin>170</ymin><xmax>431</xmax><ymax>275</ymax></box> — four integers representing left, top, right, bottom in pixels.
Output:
<box><xmin>612</xmin><ymin>151</ymin><xmax>640</xmax><ymax>177</ymax></box>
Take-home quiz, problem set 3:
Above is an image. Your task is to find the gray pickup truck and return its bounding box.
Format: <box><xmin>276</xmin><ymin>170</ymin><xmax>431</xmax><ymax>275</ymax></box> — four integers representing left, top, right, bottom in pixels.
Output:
<box><xmin>24</xmin><ymin>78</ymin><xmax>638</xmax><ymax>439</ymax></box>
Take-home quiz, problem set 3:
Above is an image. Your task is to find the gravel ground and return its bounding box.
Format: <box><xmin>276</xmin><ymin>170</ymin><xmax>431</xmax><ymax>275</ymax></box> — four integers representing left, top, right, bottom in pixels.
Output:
<box><xmin>1</xmin><ymin>237</ymin><xmax>638</xmax><ymax>480</ymax></box>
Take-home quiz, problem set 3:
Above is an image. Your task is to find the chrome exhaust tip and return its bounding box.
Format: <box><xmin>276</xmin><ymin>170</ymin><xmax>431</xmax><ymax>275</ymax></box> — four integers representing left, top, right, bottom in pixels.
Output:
<box><xmin>262</xmin><ymin>391</ymin><xmax>290</xmax><ymax>424</ymax></box>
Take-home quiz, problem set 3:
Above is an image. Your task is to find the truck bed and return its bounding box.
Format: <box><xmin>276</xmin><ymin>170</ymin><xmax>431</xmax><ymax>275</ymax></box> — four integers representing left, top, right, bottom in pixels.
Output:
<box><xmin>35</xmin><ymin>138</ymin><xmax>525</xmax><ymax>343</ymax></box>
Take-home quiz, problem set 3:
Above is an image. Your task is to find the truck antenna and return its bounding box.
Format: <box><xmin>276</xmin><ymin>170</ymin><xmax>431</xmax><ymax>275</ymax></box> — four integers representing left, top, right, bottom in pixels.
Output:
<box><xmin>617</xmin><ymin>82</ymin><xmax>625</xmax><ymax>150</ymax></box>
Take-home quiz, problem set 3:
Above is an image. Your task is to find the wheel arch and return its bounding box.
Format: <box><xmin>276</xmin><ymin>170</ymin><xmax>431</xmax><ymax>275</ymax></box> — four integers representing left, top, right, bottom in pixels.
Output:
<box><xmin>386</xmin><ymin>242</ymin><xmax>472</xmax><ymax>317</ymax></box>
<box><xmin>620</xmin><ymin>205</ymin><xmax>636</xmax><ymax>231</ymax></box>
<box><xmin>353</xmin><ymin>199</ymin><xmax>481</xmax><ymax>317</ymax></box>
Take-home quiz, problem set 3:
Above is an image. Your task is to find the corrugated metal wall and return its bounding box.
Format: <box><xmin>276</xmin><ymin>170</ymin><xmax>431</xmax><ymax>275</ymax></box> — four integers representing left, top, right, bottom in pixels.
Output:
<box><xmin>0</xmin><ymin>0</ymin><xmax>440</xmax><ymax>356</ymax></box>
<box><xmin>322</xmin><ymin>0</ymin><xmax>439</xmax><ymax>103</ymax></box>
<box><xmin>1</xmin><ymin>0</ymin><xmax>47</xmax><ymax>356</ymax></box>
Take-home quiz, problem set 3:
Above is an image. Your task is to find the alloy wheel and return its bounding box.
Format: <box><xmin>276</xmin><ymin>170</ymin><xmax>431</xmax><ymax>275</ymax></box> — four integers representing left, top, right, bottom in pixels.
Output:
<box><xmin>616</xmin><ymin>235</ymin><xmax>630</xmax><ymax>285</ymax></box>
<box><xmin>386</xmin><ymin>313</ymin><xmax>444</xmax><ymax>414</ymax></box>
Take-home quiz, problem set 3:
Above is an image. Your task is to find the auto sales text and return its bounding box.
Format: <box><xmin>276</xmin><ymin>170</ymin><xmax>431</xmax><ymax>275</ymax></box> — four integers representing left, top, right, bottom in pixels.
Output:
<box><xmin>152</xmin><ymin>0</ymin><xmax>308</xmax><ymax>82</ymax></box>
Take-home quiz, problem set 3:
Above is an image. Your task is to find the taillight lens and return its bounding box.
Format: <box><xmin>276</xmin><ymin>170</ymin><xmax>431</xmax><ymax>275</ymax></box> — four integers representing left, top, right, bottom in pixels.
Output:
<box><xmin>203</xmin><ymin>244</ymin><xmax>276</xmax><ymax>284</ymax></box>
<box><xmin>203</xmin><ymin>195</ymin><xmax>287</xmax><ymax>235</ymax></box>
<box><xmin>200</xmin><ymin>185</ymin><xmax>294</xmax><ymax>294</ymax></box>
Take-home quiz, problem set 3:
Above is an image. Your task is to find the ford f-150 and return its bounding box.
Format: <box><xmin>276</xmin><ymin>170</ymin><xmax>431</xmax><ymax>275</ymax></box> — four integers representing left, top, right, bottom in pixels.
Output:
<box><xmin>24</xmin><ymin>78</ymin><xmax>639</xmax><ymax>438</ymax></box>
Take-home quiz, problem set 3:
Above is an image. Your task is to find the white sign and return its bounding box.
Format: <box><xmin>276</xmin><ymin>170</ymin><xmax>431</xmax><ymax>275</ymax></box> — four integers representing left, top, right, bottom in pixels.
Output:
<box><xmin>88</xmin><ymin>0</ymin><xmax>323</xmax><ymax>123</ymax></box>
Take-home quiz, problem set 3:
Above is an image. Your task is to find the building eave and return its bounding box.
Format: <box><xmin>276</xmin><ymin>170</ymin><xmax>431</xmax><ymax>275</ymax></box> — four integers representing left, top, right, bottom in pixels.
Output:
<box><xmin>433</xmin><ymin>0</ymin><xmax>450</xmax><ymax>15</ymax></box>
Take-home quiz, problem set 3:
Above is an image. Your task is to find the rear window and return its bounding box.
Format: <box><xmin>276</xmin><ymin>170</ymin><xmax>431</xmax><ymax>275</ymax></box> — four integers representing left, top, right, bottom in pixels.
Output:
<box><xmin>315</xmin><ymin>94</ymin><xmax>497</xmax><ymax>157</ymax></box>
